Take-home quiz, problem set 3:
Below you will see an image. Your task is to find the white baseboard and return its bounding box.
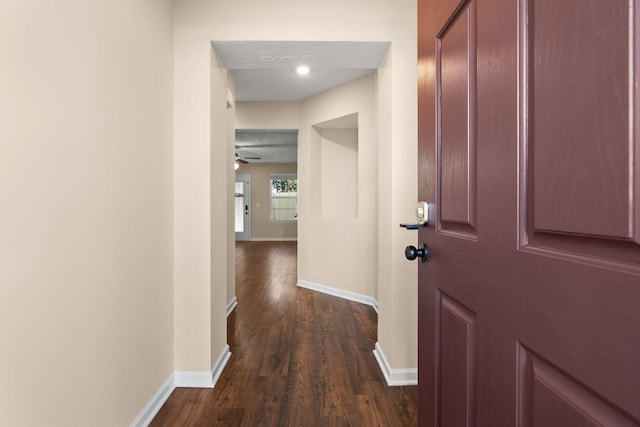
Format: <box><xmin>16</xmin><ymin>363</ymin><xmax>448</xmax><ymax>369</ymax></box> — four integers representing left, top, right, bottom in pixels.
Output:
<box><xmin>129</xmin><ymin>373</ymin><xmax>175</xmax><ymax>427</ymax></box>
<box><xmin>174</xmin><ymin>345</ymin><xmax>232</xmax><ymax>388</ymax></box>
<box><xmin>371</xmin><ymin>298</ymin><xmax>380</xmax><ymax>314</ymax></box>
<box><xmin>211</xmin><ymin>344</ymin><xmax>231</xmax><ymax>387</ymax></box>
<box><xmin>296</xmin><ymin>279</ymin><xmax>379</xmax><ymax>313</ymax></box>
<box><xmin>226</xmin><ymin>296</ymin><xmax>238</xmax><ymax>317</ymax></box>
<box><xmin>174</xmin><ymin>370</ymin><xmax>214</xmax><ymax>388</ymax></box>
<box><xmin>131</xmin><ymin>346</ymin><xmax>232</xmax><ymax>425</ymax></box>
<box><xmin>250</xmin><ymin>237</ymin><xmax>298</xmax><ymax>241</ymax></box>
<box><xmin>373</xmin><ymin>342</ymin><xmax>418</xmax><ymax>386</ymax></box>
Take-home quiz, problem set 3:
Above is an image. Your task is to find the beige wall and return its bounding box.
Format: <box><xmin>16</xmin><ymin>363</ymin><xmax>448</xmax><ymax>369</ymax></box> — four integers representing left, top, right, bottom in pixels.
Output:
<box><xmin>235</xmin><ymin>163</ymin><xmax>298</xmax><ymax>239</ymax></box>
<box><xmin>236</xmin><ymin>102</ymin><xmax>300</xmax><ymax>129</ymax></box>
<box><xmin>210</xmin><ymin>49</ymin><xmax>235</xmax><ymax>367</ymax></box>
<box><xmin>1</xmin><ymin>1</ymin><xmax>417</xmax><ymax>424</ymax></box>
<box><xmin>299</xmin><ymin>75</ymin><xmax>378</xmax><ymax>297</ymax></box>
<box><xmin>316</xmin><ymin>127</ymin><xmax>359</xmax><ymax>218</ymax></box>
<box><xmin>174</xmin><ymin>0</ymin><xmax>418</xmax><ymax>372</ymax></box>
<box><xmin>0</xmin><ymin>1</ymin><xmax>174</xmax><ymax>425</ymax></box>
<box><xmin>377</xmin><ymin>43</ymin><xmax>419</xmax><ymax>370</ymax></box>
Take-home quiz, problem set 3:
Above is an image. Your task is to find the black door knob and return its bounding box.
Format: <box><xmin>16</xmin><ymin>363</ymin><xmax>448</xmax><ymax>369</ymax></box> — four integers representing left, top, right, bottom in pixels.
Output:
<box><xmin>405</xmin><ymin>244</ymin><xmax>428</xmax><ymax>263</ymax></box>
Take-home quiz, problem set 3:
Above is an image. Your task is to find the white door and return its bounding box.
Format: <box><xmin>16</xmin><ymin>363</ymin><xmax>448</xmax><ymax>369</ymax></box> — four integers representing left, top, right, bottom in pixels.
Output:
<box><xmin>235</xmin><ymin>174</ymin><xmax>251</xmax><ymax>241</ymax></box>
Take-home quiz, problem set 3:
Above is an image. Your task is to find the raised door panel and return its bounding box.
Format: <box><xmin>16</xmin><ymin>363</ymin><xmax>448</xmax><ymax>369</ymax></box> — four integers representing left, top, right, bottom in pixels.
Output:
<box><xmin>439</xmin><ymin>293</ymin><xmax>477</xmax><ymax>427</ymax></box>
<box><xmin>522</xmin><ymin>0</ymin><xmax>640</xmax><ymax>263</ymax></box>
<box><xmin>518</xmin><ymin>346</ymin><xmax>638</xmax><ymax>427</ymax></box>
<box><xmin>438</xmin><ymin>1</ymin><xmax>478</xmax><ymax>237</ymax></box>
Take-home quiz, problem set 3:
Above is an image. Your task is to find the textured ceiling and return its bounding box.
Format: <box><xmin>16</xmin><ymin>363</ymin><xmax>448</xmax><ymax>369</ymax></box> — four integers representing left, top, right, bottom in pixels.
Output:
<box><xmin>236</xmin><ymin>129</ymin><xmax>298</xmax><ymax>164</ymax></box>
<box><xmin>213</xmin><ymin>40</ymin><xmax>390</xmax><ymax>102</ymax></box>
<box><xmin>217</xmin><ymin>41</ymin><xmax>390</xmax><ymax>163</ymax></box>
<box><xmin>231</xmin><ymin>68</ymin><xmax>375</xmax><ymax>103</ymax></box>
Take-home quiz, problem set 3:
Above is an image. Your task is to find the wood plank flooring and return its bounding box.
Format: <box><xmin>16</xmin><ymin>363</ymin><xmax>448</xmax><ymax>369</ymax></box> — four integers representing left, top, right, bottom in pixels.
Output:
<box><xmin>150</xmin><ymin>241</ymin><xmax>417</xmax><ymax>426</ymax></box>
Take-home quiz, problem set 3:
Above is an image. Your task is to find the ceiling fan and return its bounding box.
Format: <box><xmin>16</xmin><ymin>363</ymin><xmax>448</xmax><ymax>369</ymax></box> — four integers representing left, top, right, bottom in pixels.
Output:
<box><xmin>235</xmin><ymin>151</ymin><xmax>261</xmax><ymax>165</ymax></box>
<box><xmin>235</xmin><ymin>148</ymin><xmax>262</xmax><ymax>170</ymax></box>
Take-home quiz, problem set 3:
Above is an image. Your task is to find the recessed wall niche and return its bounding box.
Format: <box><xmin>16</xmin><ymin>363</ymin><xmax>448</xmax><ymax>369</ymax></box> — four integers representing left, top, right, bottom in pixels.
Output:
<box><xmin>311</xmin><ymin>113</ymin><xmax>359</xmax><ymax>218</ymax></box>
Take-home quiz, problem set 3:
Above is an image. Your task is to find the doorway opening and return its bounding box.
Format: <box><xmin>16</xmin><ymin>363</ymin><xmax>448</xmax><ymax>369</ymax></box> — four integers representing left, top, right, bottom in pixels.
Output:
<box><xmin>235</xmin><ymin>174</ymin><xmax>251</xmax><ymax>241</ymax></box>
<box><xmin>234</xmin><ymin>129</ymin><xmax>299</xmax><ymax>243</ymax></box>
<box><xmin>215</xmin><ymin>40</ymin><xmax>396</xmax><ymax>388</ymax></box>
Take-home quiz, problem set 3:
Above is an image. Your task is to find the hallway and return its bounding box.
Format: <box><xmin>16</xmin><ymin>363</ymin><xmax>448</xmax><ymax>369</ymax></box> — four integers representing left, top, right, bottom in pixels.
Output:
<box><xmin>151</xmin><ymin>241</ymin><xmax>417</xmax><ymax>425</ymax></box>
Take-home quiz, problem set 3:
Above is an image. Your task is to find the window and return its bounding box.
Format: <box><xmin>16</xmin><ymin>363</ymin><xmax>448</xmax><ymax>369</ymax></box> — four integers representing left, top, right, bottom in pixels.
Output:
<box><xmin>270</xmin><ymin>174</ymin><xmax>297</xmax><ymax>221</ymax></box>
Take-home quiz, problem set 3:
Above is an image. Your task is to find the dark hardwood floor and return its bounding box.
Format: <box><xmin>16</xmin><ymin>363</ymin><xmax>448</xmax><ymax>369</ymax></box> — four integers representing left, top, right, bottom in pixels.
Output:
<box><xmin>150</xmin><ymin>241</ymin><xmax>417</xmax><ymax>426</ymax></box>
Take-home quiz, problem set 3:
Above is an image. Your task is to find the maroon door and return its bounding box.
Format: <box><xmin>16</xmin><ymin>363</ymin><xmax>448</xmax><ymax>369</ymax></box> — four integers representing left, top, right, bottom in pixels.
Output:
<box><xmin>418</xmin><ymin>0</ymin><xmax>640</xmax><ymax>425</ymax></box>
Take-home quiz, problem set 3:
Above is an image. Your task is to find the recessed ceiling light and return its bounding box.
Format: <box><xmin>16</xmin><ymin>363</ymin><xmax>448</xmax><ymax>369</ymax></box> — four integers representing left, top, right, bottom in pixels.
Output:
<box><xmin>296</xmin><ymin>66</ymin><xmax>310</xmax><ymax>75</ymax></box>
